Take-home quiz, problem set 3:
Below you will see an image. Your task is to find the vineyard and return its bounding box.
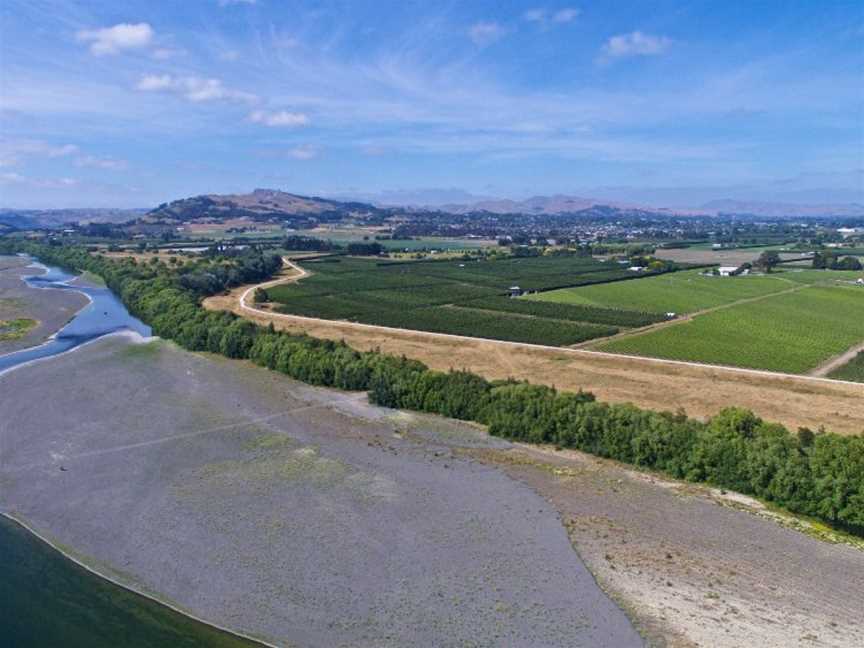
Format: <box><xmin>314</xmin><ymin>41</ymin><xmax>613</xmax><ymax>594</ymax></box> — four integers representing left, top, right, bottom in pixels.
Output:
<box><xmin>829</xmin><ymin>352</ymin><xmax>864</xmax><ymax>383</ymax></box>
<box><xmin>529</xmin><ymin>268</ymin><xmax>864</xmax><ymax>314</ymax></box>
<box><xmin>266</xmin><ymin>256</ymin><xmax>665</xmax><ymax>346</ymax></box>
<box><xmin>599</xmin><ymin>285</ymin><xmax>864</xmax><ymax>373</ymax></box>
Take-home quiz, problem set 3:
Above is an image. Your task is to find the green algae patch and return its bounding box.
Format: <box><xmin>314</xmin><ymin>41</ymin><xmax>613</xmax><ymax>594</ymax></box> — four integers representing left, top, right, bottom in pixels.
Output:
<box><xmin>0</xmin><ymin>318</ymin><xmax>36</xmax><ymax>341</ymax></box>
<box><xmin>119</xmin><ymin>339</ymin><xmax>162</xmax><ymax>359</ymax></box>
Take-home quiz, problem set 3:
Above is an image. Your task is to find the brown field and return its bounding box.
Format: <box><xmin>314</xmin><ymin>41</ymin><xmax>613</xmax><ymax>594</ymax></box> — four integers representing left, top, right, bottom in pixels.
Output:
<box><xmin>205</xmin><ymin>270</ymin><xmax>864</xmax><ymax>436</ymax></box>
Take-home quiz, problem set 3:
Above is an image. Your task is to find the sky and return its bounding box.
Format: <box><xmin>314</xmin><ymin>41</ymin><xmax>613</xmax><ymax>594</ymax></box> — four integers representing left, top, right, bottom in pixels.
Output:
<box><xmin>1</xmin><ymin>0</ymin><xmax>862</xmax><ymax>209</ymax></box>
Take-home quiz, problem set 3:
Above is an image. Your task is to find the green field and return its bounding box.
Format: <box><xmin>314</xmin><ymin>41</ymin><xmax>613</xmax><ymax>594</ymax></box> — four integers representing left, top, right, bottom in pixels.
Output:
<box><xmin>599</xmin><ymin>285</ymin><xmax>864</xmax><ymax>373</ymax></box>
<box><xmin>267</xmin><ymin>256</ymin><xmax>666</xmax><ymax>345</ymax></box>
<box><xmin>530</xmin><ymin>268</ymin><xmax>863</xmax><ymax>315</ymax></box>
<box><xmin>829</xmin><ymin>351</ymin><xmax>864</xmax><ymax>383</ymax></box>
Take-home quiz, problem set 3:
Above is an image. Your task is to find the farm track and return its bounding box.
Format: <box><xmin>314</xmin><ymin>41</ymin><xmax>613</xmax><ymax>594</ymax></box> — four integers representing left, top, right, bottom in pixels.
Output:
<box><xmin>811</xmin><ymin>341</ymin><xmax>864</xmax><ymax>378</ymax></box>
<box><xmin>203</xmin><ymin>259</ymin><xmax>864</xmax><ymax>436</ymax></box>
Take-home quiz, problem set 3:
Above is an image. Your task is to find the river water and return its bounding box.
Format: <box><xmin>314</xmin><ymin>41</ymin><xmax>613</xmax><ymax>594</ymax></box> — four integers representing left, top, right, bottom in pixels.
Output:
<box><xmin>0</xmin><ymin>259</ymin><xmax>261</xmax><ymax>647</ymax></box>
<box><xmin>0</xmin><ymin>259</ymin><xmax>151</xmax><ymax>374</ymax></box>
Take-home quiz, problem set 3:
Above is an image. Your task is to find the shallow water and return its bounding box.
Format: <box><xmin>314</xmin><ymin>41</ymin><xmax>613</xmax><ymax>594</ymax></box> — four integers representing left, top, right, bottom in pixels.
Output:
<box><xmin>0</xmin><ymin>259</ymin><xmax>151</xmax><ymax>373</ymax></box>
<box><xmin>0</xmin><ymin>517</ymin><xmax>260</xmax><ymax>648</ymax></box>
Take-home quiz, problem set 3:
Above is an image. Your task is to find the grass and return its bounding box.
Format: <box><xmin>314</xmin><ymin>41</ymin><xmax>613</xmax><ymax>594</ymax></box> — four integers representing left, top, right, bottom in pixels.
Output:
<box><xmin>0</xmin><ymin>318</ymin><xmax>37</xmax><ymax>341</ymax></box>
<box><xmin>529</xmin><ymin>270</ymin><xmax>793</xmax><ymax>314</ymax></box>
<box><xmin>529</xmin><ymin>268</ymin><xmax>863</xmax><ymax>315</ymax></box>
<box><xmin>267</xmin><ymin>255</ymin><xmax>664</xmax><ymax>345</ymax></box>
<box><xmin>828</xmin><ymin>351</ymin><xmax>864</xmax><ymax>383</ymax></box>
<box><xmin>599</xmin><ymin>285</ymin><xmax>864</xmax><ymax>373</ymax></box>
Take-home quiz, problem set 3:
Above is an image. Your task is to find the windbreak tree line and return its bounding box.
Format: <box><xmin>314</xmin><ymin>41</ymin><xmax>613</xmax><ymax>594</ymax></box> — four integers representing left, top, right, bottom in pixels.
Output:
<box><xmin>3</xmin><ymin>240</ymin><xmax>862</xmax><ymax>536</ymax></box>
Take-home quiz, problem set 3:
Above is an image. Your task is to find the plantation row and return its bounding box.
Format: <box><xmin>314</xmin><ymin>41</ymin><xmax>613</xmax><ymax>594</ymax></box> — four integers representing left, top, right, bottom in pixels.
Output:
<box><xmin>601</xmin><ymin>285</ymin><xmax>864</xmax><ymax>374</ymax></box>
<box><xmin>466</xmin><ymin>296</ymin><xmax>668</xmax><ymax>328</ymax></box>
<box><xmin>3</xmin><ymin>240</ymin><xmax>862</xmax><ymax>537</ymax></box>
<box><xmin>266</xmin><ymin>255</ymin><xmax>669</xmax><ymax>345</ymax></box>
<box><xmin>828</xmin><ymin>352</ymin><xmax>864</xmax><ymax>383</ymax></box>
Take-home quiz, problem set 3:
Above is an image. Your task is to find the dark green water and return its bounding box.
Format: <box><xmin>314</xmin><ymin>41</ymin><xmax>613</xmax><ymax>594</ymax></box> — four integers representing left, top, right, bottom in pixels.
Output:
<box><xmin>0</xmin><ymin>517</ymin><xmax>263</xmax><ymax>648</ymax></box>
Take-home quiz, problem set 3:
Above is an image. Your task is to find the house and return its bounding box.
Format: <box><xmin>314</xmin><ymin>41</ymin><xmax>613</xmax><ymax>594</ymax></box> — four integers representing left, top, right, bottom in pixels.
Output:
<box><xmin>718</xmin><ymin>266</ymin><xmax>740</xmax><ymax>277</ymax></box>
<box><xmin>857</xmin><ymin>278</ymin><xmax>864</xmax><ymax>286</ymax></box>
<box><xmin>508</xmin><ymin>285</ymin><xmax>522</xmax><ymax>297</ymax></box>
<box><xmin>628</xmin><ymin>266</ymin><xmax>645</xmax><ymax>272</ymax></box>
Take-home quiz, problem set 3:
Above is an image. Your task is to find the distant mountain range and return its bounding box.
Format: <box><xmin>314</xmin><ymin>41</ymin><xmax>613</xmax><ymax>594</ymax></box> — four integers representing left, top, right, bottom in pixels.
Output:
<box><xmin>0</xmin><ymin>208</ymin><xmax>146</xmax><ymax>229</ymax></box>
<box><xmin>3</xmin><ymin>188</ymin><xmax>863</xmax><ymax>230</ymax></box>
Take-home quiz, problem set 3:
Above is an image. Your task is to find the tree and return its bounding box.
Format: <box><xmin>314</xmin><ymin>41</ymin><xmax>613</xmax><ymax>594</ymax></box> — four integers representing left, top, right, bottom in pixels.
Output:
<box><xmin>755</xmin><ymin>251</ymin><xmax>781</xmax><ymax>273</ymax></box>
<box><xmin>253</xmin><ymin>287</ymin><xmax>269</xmax><ymax>303</ymax></box>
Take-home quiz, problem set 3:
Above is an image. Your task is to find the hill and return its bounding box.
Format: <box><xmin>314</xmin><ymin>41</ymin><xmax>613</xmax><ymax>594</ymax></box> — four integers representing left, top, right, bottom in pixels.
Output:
<box><xmin>145</xmin><ymin>188</ymin><xmax>388</xmax><ymax>224</ymax></box>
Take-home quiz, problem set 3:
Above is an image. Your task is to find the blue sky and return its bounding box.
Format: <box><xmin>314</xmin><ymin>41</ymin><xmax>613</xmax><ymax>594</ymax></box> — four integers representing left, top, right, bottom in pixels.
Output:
<box><xmin>1</xmin><ymin>0</ymin><xmax>862</xmax><ymax>208</ymax></box>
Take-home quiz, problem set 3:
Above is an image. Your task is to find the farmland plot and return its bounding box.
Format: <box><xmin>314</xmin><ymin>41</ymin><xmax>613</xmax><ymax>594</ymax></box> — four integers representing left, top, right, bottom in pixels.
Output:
<box><xmin>599</xmin><ymin>285</ymin><xmax>864</xmax><ymax>373</ymax></box>
<box><xmin>267</xmin><ymin>256</ymin><xmax>663</xmax><ymax>346</ymax></box>
<box><xmin>529</xmin><ymin>270</ymin><xmax>794</xmax><ymax>314</ymax></box>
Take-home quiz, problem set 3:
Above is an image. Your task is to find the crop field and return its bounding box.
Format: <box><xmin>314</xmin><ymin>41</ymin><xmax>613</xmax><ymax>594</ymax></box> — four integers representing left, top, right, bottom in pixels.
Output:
<box><xmin>599</xmin><ymin>285</ymin><xmax>864</xmax><ymax>373</ymax></box>
<box><xmin>266</xmin><ymin>256</ymin><xmax>664</xmax><ymax>345</ymax></box>
<box><xmin>829</xmin><ymin>352</ymin><xmax>864</xmax><ymax>383</ymax></box>
<box><xmin>528</xmin><ymin>270</ymin><xmax>791</xmax><ymax>314</ymax></box>
<box><xmin>529</xmin><ymin>268</ymin><xmax>863</xmax><ymax>315</ymax></box>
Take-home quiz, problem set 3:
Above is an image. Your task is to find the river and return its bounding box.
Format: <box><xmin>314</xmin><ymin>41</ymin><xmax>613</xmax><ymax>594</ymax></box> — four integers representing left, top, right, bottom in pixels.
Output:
<box><xmin>0</xmin><ymin>258</ymin><xmax>262</xmax><ymax>647</ymax></box>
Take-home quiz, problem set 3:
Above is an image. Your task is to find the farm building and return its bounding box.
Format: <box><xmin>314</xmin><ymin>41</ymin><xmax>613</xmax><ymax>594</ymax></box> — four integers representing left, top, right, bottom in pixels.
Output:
<box><xmin>717</xmin><ymin>266</ymin><xmax>747</xmax><ymax>277</ymax></box>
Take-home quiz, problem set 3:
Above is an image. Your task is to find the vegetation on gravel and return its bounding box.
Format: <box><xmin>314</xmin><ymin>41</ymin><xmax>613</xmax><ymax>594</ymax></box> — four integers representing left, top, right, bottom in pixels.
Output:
<box><xmin>600</xmin><ymin>285</ymin><xmax>864</xmax><ymax>373</ymax></box>
<box><xmin>2</xmin><ymin>240</ymin><xmax>862</xmax><ymax>538</ymax></box>
<box><xmin>0</xmin><ymin>318</ymin><xmax>36</xmax><ymax>341</ymax></box>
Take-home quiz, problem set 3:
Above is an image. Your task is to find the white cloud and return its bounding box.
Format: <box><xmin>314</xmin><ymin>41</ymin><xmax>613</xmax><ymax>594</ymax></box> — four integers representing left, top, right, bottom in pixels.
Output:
<box><xmin>248</xmin><ymin>109</ymin><xmax>310</xmax><ymax>127</ymax></box>
<box><xmin>75</xmin><ymin>155</ymin><xmax>128</xmax><ymax>170</ymax></box>
<box><xmin>523</xmin><ymin>8</ymin><xmax>579</xmax><ymax>25</ymax></box>
<box><xmin>286</xmin><ymin>145</ymin><xmax>318</xmax><ymax>160</ymax></box>
<box><xmin>553</xmin><ymin>8</ymin><xmax>580</xmax><ymax>23</ymax></box>
<box><xmin>76</xmin><ymin>23</ymin><xmax>154</xmax><ymax>56</ymax></box>
<box><xmin>219</xmin><ymin>50</ymin><xmax>240</xmax><ymax>61</ymax></box>
<box><xmin>0</xmin><ymin>172</ymin><xmax>79</xmax><ymax>188</ymax></box>
<box><xmin>0</xmin><ymin>140</ymin><xmax>78</xmax><ymax>166</ymax></box>
<box><xmin>151</xmin><ymin>48</ymin><xmax>185</xmax><ymax>60</ymax></box>
<box><xmin>469</xmin><ymin>22</ymin><xmax>506</xmax><ymax>47</ymax></box>
<box><xmin>602</xmin><ymin>31</ymin><xmax>671</xmax><ymax>58</ymax></box>
<box><xmin>136</xmin><ymin>74</ymin><xmax>258</xmax><ymax>103</ymax></box>
<box><xmin>523</xmin><ymin>9</ymin><xmax>547</xmax><ymax>23</ymax></box>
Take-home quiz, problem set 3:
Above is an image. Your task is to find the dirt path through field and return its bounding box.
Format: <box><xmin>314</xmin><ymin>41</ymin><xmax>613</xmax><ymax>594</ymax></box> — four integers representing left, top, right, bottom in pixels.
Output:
<box><xmin>811</xmin><ymin>342</ymin><xmax>864</xmax><ymax>377</ymax></box>
<box><xmin>204</xmin><ymin>260</ymin><xmax>864</xmax><ymax>435</ymax></box>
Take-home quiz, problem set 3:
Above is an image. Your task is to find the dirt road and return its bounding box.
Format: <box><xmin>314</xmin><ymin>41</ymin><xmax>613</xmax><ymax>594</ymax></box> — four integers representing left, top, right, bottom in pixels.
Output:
<box><xmin>204</xmin><ymin>261</ymin><xmax>864</xmax><ymax>436</ymax></box>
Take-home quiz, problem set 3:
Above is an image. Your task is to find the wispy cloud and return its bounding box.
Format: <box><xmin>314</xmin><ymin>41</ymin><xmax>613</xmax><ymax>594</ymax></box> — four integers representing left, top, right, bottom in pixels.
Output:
<box><xmin>152</xmin><ymin>47</ymin><xmax>185</xmax><ymax>60</ymax></box>
<box><xmin>523</xmin><ymin>8</ymin><xmax>580</xmax><ymax>26</ymax></box>
<box><xmin>601</xmin><ymin>31</ymin><xmax>672</xmax><ymax>59</ymax></box>
<box><xmin>0</xmin><ymin>172</ymin><xmax>79</xmax><ymax>188</ymax></box>
<box><xmin>136</xmin><ymin>74</ymin><xmax>258</xmax><ymax>103</ymax></box>
<box><xmin>76</xmin><ymin>23</ymin><xmax>154</xmax><ymax>56</ymax></box>
<box><xmin>75</xmin><ymin>155</ymin><xmax>128</xmax><ymax>170</ymax></box>
<box><xmin>248</xmin><ymin>109</ymin><xmax>310</xmax><ymax>127</ymax></box>
<box><xmin>0</xmin><ymin>140</ymin><xmax>79</xmax><ymax>166</ymax></box>
<box><xmin>468</xmin><ymin>22</ymin><xmax>506</xmax><ymax>47</ymax></box>
<box><xmin>286</xmin><ymin>144</ymin><xmax>318</xmax><ymax>159</ymax></box>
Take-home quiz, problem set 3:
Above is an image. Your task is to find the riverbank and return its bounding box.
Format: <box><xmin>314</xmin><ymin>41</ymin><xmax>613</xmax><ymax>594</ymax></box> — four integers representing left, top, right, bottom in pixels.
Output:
<box><xmin>0</xmin><ymin>254</ymin><xmax>89</xmax><ymax>353</ymax></box>
<box><xmin>0</xmin><ymin>334</ymin><xmax>642</xmax><ymax>647</ymax></box>
<box><xmin>2</xmin><ymin>331</ymin><xmax>862</xmax><ymax>646</ymax></box>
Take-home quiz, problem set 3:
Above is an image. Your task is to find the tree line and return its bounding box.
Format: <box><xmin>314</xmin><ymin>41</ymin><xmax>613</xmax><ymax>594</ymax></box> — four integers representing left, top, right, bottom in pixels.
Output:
<box><xmin>3</xmin><ymin>239</ymin><xmax>862</xmax><ymax>536</ymax></box>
